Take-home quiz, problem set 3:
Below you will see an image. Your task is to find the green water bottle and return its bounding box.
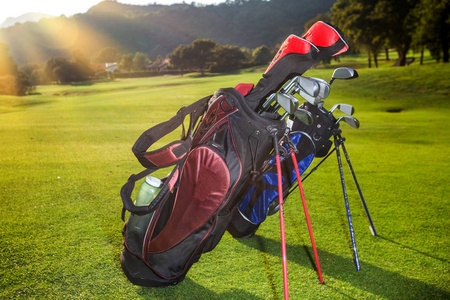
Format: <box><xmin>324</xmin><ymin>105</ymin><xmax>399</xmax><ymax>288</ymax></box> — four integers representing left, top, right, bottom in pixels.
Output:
<box><xmin>135</xmin><ymin>176</ymin><xmax>162</xmax><ymax>206</ymax></box>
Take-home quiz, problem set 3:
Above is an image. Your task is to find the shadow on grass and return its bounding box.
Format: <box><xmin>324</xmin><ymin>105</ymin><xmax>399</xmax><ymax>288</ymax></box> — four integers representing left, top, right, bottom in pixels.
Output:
<box><xmin>135</xmin><ymin>277</ymin><xmax>264</xmax><ymax>300</ymax></box>
<box><xmin>377</xmin><ymin>235</ymin><xmax>448</xmax><ymax>264</ymax></box>
<box><xmin>237</xmin><ymin>235</ymin><xmax>450</xmax><ymax>299</ymax></box>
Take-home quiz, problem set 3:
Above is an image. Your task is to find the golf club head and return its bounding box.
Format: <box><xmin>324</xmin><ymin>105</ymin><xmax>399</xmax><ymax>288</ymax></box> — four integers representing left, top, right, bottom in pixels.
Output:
<box><xmin>299</xmin><ymin>90</ymin><xmax>320</xmax><ymax>105</ymax></box>
<box><xmin>330</xmin><ymin>103</ymin><xmax>355</xmax><ymax>115</ymax></box>
<box><xmin>275</xmin><ymin>93</ymin><xmax>299</xmax><ymax>115</ymax></box>
<box><xmin>294</xmin><ymin>108</ymin><xmax>314</xmax><ymax>125</ymax></box>
<box><xmin>330</xmin><ymin>67</ymin><xmax>359</xmax><ymax>84</ymax></box>
<box><xmin>297</xmin><ymin>76</ymin><xmax>319</xmax><ymax>98</ymax></box>
<box><xmin>310</xmin><ymin>77</ymin><xmax>330</xmax><ymax>99</ymax></box>
<box><xmin>336</xmin><ymin>116</ymin><xmax>360</xmax><ymax>129</ymax></box>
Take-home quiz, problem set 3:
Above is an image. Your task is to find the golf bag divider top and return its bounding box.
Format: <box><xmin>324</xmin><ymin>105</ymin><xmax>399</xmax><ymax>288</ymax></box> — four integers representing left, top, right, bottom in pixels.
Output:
<box><xmin>120</xmin><ymin>87</ymin><xmax>285</xmax><ymax>287</ymax></box>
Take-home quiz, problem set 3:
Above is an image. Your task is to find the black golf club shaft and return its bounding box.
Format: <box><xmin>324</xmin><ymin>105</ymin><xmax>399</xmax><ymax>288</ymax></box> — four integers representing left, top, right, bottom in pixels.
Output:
<box><xmin>334</xmin><ymin>136</ymin><xmax>361</xmax><ymax>271</ymax></box>
<box><xmin>338</xmin><ymin>135</ymin><xmax>377</xmax><ymax>236</ymax></box>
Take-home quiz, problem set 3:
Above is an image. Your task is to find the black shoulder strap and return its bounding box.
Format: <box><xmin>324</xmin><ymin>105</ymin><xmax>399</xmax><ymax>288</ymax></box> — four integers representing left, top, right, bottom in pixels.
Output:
<box><xmin>132</xmin><ymin>95</ymin><xmax>210</xmax><ymax>169</ymax></box>
<box><xmin>121</xmin><ymin>96</ymin><xmax>210</xmax><ymax>220</ymax></box>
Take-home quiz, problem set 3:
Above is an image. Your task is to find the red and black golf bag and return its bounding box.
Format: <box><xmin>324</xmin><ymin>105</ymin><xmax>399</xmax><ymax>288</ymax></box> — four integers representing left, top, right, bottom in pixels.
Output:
<box><xmin>120</xmin><ymin>87</ymin><xmax>286</xmax><ymax>286</ymax></box>
<box><xmin>120</xmin><ymin>21</ymin><xmax>349</xmax><ymax>287</ymax></box>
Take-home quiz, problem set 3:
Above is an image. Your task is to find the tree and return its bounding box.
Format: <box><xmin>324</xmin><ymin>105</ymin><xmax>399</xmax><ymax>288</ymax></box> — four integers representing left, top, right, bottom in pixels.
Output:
<box><xmin>190</xmin><ymin>39</ymin><xmax>216</xmax><ymax>76</ymax></box>
<box><xmin>133</xmin><ymin>52</ymin><xmax>150</xmax><ymax>70</ymax></box>
<box><xmin>332</xmin><ymin>0</ymin><xmax>389</xmax><ymax>68</ymax></box>
<box><xmin>0</xmin><ymin>43</ymin><xmax>33</xmax><ymax>95</ymax></box>
<box><xmin>169</xmin><ymin>45</ymin><xmax>192</xmax><ymax>76</ymax></box>
<box><xmin>378</xmin><ymin>0</ymin><xmax>420</xmax><ymax>66</ymax></box>
<box><xmin>92</xmin><ymin>47</ymin><xmax>121</xmax><ymax>64</ymax></box>
<box><xmin>44</xmin><ymin>56</ymin><xmax>90</xmax><ymax>83</ymax></box>
<box><xmin>120</xmin><ymin>54</ymin><xmax>134</xmax><ymax>72</ymax></box>
<box><xmin>211</xmin><ymin>45</ymin><xmax>245</xmax><ymax>72</ymax></box>
<box><xmin>71</xmin><ymin>49</ymin><xmax>93</xmax><ymax>80</ymax></box>
<box><xmin>0</xmin><ymin>43</ymin><xmax>18</xmax><ymax>76</ymax></box>
<box><xmin>20</xmin><ymin>63</ymin><xmax>46</xmax><ymax>85</ymax></box>
<box><xmin>411</xmin><ymin>0</ymin><xmax>449</xmax><ymax>63</ymax></box>
<box><xmin>332</xmin><ymin>0</ymin><xmax>424</xmax><ymax>67</ymax></box>
<box><xmin>252</xmin><ymin>45</ymin><xmax>272</xmax><ymax>66</ymax></box>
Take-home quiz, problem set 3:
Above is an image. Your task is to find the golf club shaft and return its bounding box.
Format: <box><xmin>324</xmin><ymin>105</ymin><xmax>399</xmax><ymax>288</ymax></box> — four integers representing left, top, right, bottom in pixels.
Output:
<box><xmin>334</xmin><ymin>136</ymin><xmax>361</xmax><ymax>271</ymax></box>
<box><xmin>290</xmin><ymin>150</ymin><xmax>324</xmax><ymax>283</ymax></box>
<box><xmin>339</xmin><ymin>137</ymin><xmax>377</xmax><ymax>236</ymax></box>
<box><xmin>273</xmin><ymin>133</ymin><xmax>289</xmax><ymax>300</ymax></box>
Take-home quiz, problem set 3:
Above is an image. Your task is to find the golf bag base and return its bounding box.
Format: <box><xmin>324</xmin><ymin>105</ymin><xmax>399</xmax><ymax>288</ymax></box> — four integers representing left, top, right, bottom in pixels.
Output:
<box><xmin>120</xmin><ymin>247</ymin><xmax>186</xmax><ymax>287</ymax></box>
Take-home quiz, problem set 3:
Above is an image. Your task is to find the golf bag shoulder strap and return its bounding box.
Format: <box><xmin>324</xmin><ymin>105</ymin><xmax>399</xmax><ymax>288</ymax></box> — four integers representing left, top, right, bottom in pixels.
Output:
<box><xmin>132</xmin><ymin>95</ymin><xmax>210</xmax><ymax>169</ymax></box>
<box><xmin>120</xmin><ymin>95</ymin><xmax>210</xmax><ymax>220</ymax></box>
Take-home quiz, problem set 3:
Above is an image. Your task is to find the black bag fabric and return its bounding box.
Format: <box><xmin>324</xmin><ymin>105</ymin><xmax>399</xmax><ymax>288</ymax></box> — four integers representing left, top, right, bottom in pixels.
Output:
<box><xmin>120</xmin><ymin>88</ymin><xmax>285</xmax><ymax>287</ymax></box>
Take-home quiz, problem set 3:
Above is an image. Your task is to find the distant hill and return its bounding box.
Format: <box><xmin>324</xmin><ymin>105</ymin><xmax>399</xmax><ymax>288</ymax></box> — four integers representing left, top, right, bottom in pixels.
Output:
<box><xmin>1</xmin><ymin>12</ymin><xmax>55</xmax><ymax>28</ymax></box>
<box><xmin>0</xmin><ymin>0</ymin><xmax>336</xmax><ymax>65</ymax></box>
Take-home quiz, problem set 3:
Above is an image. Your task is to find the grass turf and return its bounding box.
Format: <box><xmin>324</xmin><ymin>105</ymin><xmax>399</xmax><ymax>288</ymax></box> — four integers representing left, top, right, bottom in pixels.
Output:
<box><xmin>0</xmin><ymin>58</ymin><xmax>449</xmax><ymax>299</ymax></box>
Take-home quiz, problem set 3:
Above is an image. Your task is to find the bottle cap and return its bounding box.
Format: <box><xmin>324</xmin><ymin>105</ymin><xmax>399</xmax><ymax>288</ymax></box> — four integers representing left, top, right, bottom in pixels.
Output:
<box><xmin>145</xmin><ymin>176</ymin><xmax>163</xmax><ymax>188</ymax></box>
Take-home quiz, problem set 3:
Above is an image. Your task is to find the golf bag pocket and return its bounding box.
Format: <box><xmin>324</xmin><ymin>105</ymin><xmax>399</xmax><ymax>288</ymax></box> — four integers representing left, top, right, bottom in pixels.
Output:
<box><xmin>228</xmin><ymin>131</ymin><xmax>315</xmax><ymax>238</ymax></box>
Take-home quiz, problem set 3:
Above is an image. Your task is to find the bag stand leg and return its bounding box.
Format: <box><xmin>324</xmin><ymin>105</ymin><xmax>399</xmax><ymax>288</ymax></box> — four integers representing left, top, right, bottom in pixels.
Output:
<box><xmin>271</xmin><ymin>129</ymin><xmax>289</xmax><ymax>300</ymax></box>
<box><xmin>334</xmin><ymin>135</ymin><xmax>361</xmax><ymax>271</ymax></box>
<box><xmin>289</xmin><ymin>149</ymin><xmax>324</xmax><ymax>283</ymax></box>
<box><xmin>338</xmin><ymin>135</ymin><xmax>377</xmax><ymax>236</ymax></box>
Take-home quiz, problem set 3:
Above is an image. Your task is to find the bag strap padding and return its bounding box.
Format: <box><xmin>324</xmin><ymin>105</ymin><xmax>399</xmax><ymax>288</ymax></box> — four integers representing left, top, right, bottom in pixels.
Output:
<box><xmin>132</xmin><ymin>95</ymin><xmax>210</xmax><ymax>169</ymax></box>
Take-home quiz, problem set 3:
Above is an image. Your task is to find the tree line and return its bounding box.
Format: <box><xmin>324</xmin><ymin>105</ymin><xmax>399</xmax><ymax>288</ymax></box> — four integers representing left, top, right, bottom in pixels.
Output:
<box><xmin>0</xmin><ymin>40</ymin><xmax>274</xmax><ymax>95</ymax></box>
<box><xmin>1</xmin><ymin>0</ymin><xmax>447</xmax><ymax>95</ymax></box>
<box><xmin>329</xmin><ymin>0</ymin><xmax>449</xmax><ymax>67</ymax></box>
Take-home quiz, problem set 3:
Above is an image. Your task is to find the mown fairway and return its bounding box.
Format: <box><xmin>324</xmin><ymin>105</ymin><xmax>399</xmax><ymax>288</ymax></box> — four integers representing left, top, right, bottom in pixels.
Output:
<box><xmin>0</xmin><ymin>61</ymin><xmax>449</xmax><ymax>299</ymax></box>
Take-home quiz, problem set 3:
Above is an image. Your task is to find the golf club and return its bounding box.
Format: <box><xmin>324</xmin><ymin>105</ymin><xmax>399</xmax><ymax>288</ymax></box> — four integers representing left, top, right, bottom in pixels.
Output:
<box><xmin>296</xmin><ymin>76</ymin><xmax>320</xmax><ymax>98</ymax></box>
<box><xmin>309</xmin><ymin>77</ymin><xmax>330</xmax><ymax>99</ymax></box>
<box><xmin>330</xmin><ymin>67</ymin><xmax>359</xmax><ymax>85</ymax></box>
<box><xmin>294</xmin><ymin>108</ymin><xmax>314</xmax><ymax>125</ymax></box>
<box><xmin>330</xmin><ymin>103</ymin><xmax>355</xmax><ymax>115</ymax></box>
<box><xmin>260</xmin><ymin>76</ymin><xmax>320</xmax><ymax>112</ymax></box>
<box><xmin>299</xmin><ymin>90</ymin><xmax>320</xmax><ymax>105</ymax></box>
<box><xmin>336</xmin><ymin>116</ymin><xmax>360</xmax><ymax>129</ymax></box>
<box><xmin>275</xmin><ymin>93</ymin><xmax>299</xmax><ymax>115</ymax></box>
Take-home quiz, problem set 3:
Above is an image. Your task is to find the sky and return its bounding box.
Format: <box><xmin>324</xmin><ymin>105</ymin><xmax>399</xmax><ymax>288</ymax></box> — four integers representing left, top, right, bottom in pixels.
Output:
<box><xmin>0</xmin><ymin>0</ymin><xmax>223</xmax><ymax>25</ymax></box>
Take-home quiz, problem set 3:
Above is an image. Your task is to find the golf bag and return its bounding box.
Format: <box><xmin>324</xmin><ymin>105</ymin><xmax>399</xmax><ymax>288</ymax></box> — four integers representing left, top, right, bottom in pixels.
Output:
<box><xmin>120</xmin><ymin>21</ymin><xmax>350</xmax><ymax>287</ymax></box>
<box><xmin>120</xmin><ymin>87</ymin><xmax>285</xmax><ymax>287</ymax></box>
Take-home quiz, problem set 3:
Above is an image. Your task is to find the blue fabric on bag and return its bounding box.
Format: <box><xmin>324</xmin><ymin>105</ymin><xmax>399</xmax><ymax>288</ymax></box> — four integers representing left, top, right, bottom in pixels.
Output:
<box><xmin>291</xmin><ymin>153</ymin><xmax>314</xmax><ymax>184</ymax></box>
<box><xmin>238</xmin><ymin>132</ymin><xmax>315</xmax><ymax>224</ymax></box>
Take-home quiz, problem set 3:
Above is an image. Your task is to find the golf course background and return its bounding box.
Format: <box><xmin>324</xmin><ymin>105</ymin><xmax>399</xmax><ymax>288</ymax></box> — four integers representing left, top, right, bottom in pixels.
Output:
<box><xmin>0</xmin><ymin>54</ymin><xmax>449</xmax><ymax>299</ymax></box>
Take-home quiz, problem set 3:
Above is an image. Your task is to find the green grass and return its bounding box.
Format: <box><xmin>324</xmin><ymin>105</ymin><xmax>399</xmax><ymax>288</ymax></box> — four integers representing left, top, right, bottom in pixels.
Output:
<box><xmin>0</xmin><ymin>58</ymin><xmax>449</xmax><ymax>299</ymax></box>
